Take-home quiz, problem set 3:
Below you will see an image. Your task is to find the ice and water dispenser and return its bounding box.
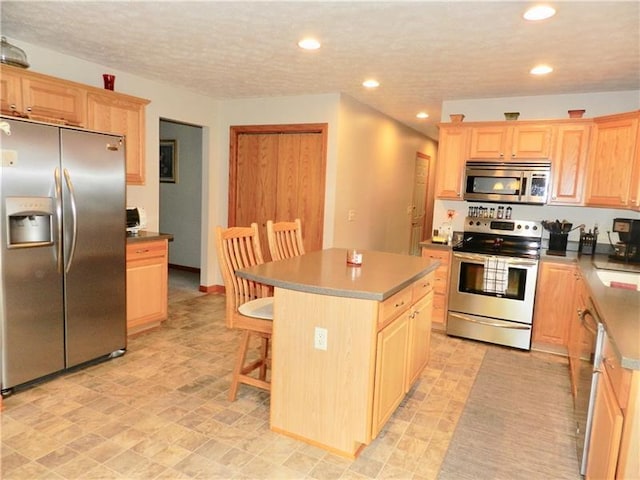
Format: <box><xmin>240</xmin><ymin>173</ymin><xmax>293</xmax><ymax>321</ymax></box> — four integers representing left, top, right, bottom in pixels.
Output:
<box><xmin>5</xmin><ymin>197</ymin><xmax>54</xmax><ymax>248</ymax></box>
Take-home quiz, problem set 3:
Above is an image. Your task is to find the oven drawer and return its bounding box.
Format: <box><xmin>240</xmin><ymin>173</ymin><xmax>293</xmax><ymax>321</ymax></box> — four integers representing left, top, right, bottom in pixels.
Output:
<box><xmin>447</xmin><ymin>311</ymin><xmax>532</xmax><ymax>350</ymax></box>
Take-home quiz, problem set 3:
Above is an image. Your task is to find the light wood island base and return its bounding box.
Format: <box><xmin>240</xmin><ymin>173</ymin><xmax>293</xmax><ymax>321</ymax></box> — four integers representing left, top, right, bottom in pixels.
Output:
<box><xmin>238</xmin><ymin>249</ymin><xmax>439</xmax><ymax>458</ymax></box>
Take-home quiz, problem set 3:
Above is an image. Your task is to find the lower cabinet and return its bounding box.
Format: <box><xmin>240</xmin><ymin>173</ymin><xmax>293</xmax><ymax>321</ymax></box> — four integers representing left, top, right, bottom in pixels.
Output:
<box><xmin>421</xmin><ymin>246</ymin><xmax>450</xmax><ymax>330</ymax></box>
<box><xmin>126</xmin><ymin>239</ymin><xmax>168</xmax><ymax>334</ymax></box>
<box><xmin>532</xmin><ymin>261</ymin><xmax>579</xmax><ymax>353</ymax></box>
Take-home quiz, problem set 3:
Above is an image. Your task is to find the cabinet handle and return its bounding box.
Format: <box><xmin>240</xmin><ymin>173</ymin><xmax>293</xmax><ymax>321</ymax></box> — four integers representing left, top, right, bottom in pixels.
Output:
<box><xmin>10</xmin><ymin>104</ymin><xmax>17</xmax><ymax>111</ymax></box>
<box><xmin>394</xmin><ymin>300</ymin><xmax>405</xmax><ymax>308</ymax></box>
<box><xmin>135</xmin><ymin>248</ymin><xmax>150</xmax><ymax>254</ymax></box>
<box><xmin>26</xmin><ymin>107</ymin><xmax>32</xmax><ymax>112</ymax></box>
<box><xmin>603</xmin><ymin>357</ymin><xmax>615</xmax><ymax>370</ymax></box>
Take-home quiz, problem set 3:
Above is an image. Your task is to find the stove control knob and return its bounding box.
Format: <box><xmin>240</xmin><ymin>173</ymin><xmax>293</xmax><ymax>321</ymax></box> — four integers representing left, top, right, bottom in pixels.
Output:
<box><xmin>476</xmin><ymin>221</ymin><xmax>481</xmax><ymax>226</ymax></box>
<box><xmin>533</xmin><ymin>226</ymin><xmax>538</xmax><ymax>230</ymax></box>
<box><xmin>525</xmin><ymin>225</ymin><xmax>530</xmax><ymax>230</ymax></box>
<box><xmin>469</xmin><ymin>221</ymin><xmax>474</xmax><ymax>226</ymax></box>
<box><xmin>517</xmin><ymin>224</ymin><xmax>522</xmax><ymax>229</ymax></box>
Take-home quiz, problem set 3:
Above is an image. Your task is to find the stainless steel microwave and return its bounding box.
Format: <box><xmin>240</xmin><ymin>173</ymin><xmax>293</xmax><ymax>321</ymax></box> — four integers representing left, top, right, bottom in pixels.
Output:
<box><xmin>463</xmin><ymin>162</ymin><xmax>551</xmax><ymax>204</ymax></box>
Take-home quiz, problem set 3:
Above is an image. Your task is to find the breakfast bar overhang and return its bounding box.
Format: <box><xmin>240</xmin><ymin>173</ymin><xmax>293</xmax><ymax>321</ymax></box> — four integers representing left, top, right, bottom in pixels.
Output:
<box><xmin>238</xmin><ymin>248</ymin><xmax>440</xmax><ymax>458</ymax></box>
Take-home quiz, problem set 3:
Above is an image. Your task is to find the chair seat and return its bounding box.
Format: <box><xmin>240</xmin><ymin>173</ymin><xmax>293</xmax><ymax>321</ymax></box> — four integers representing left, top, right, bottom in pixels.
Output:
<box><xmin>238</xmin><ymin>297</ymin><xmax>274</xmax><ymax>320</ymax></box>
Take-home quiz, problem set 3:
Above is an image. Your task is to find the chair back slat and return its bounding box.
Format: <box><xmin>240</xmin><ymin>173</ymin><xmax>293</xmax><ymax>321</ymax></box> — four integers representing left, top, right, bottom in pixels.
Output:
<box><xmin>215</xmin><ymin>223</ymin><xmax>269</xmax><ymax>328</ymax></box>
<box><xmin>267</xmin><ymin>219</ymin><xmax>306</xmax><ymax>261</ymax></box>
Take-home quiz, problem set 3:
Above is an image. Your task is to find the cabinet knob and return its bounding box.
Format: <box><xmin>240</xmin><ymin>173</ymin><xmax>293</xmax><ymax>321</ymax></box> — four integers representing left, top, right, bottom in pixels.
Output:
<box><xmin>10</xmin><ymin>104</ymin><xmax>17</xmax><ymax>111</ymax></box>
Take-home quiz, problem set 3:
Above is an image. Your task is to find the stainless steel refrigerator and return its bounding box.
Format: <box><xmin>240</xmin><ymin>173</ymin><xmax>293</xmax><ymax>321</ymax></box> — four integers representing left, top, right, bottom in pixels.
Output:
<box><xmin>1</xmin><ymin>116</ymin><xmax>126</xmax><ymax>394</ymax></box>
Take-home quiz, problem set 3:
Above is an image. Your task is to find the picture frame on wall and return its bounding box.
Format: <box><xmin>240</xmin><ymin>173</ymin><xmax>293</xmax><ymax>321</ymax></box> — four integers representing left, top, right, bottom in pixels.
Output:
<box><xmin>160</xmin><ymin>139</ymin><xmax>178</xmax><ymax>183</ymax></box>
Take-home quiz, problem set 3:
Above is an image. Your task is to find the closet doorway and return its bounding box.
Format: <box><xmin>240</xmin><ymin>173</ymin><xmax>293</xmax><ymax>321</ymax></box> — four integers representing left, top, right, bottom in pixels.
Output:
<box><xmin>229</xmin><ymin>123</ymin><xmax>327</xmax><ymax>258</ymax></box>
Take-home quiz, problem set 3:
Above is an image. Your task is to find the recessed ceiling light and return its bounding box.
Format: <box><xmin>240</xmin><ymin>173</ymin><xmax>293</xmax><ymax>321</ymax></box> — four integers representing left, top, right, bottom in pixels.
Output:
<box><xmin>362</xmin><ymin>79</ymin><xmax>380</xmax><ymax>88</ymax></box>
<box><xmin>530</xmin><ymin>64</ymin><xmax>553</xmax><ymax>75</ymax></box>
<box><xmin>298</xmin><ymin>38</ymin><xmax>321</xmax><ymax>50</ymax></box>
<box><xmin>523</xmin><ymin>5</ymin><xmax>556</xmax><ymax>21</ymax></box>
<box><xmin>416</xmin><ymin>112</ymin><xmax>429</xmax><ymax>119</ymax></box>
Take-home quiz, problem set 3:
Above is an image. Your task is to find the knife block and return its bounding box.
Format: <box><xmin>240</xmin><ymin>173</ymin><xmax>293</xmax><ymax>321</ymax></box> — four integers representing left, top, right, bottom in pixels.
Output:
<box><xmin>548</xmin><ymin>232</ymin><xmax>568</xmax><ymax>256</ymax></box>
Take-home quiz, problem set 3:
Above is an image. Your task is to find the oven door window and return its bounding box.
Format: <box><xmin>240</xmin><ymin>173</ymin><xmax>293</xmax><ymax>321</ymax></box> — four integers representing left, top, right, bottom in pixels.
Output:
<box><xmin>457</xmin><ymin>261</ymin><xmax>527</xmax><ymax>300</ymax></box>
<box><xmin>466</xmin><ymin>174</ymin><xmax>521</xmax><ymax>195</ymax></box>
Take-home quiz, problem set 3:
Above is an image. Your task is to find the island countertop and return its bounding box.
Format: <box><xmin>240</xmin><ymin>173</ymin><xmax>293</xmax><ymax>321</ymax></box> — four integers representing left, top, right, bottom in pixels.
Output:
<box><xmin>237</xmin><ymin>248</ymin><xmax>440</xmax><ymax>301</ymax></box>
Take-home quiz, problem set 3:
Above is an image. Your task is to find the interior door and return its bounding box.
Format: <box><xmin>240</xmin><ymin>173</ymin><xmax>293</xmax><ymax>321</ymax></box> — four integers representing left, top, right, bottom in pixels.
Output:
<box><xmin>229</xmin><ymin>124</ymin><xmax>327</xmax><ymax>258</ymax></box>
<box><xmin>409</xmin><ymin>153</ymin><xmax>430</xmax><ymax>255</ymax></box>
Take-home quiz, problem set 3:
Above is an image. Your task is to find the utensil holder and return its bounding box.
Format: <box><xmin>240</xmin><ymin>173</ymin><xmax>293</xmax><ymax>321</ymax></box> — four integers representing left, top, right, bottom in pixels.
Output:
<box><xmin>548</xmin><ymin>233</ymin><xmax>568</xmax><ymax>254</ymax></box>
<box><xmin>579</xmin><ymin>232</ymin><xmax>597</xmax><ymax>255</ymax></box>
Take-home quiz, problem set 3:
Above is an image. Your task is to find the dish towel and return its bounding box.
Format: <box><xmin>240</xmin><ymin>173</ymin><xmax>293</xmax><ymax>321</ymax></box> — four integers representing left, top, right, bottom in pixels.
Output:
<box><xmin>483</xmin><ymin>256</ymin><xmax>509</xmax><ymax>294</ymax></box>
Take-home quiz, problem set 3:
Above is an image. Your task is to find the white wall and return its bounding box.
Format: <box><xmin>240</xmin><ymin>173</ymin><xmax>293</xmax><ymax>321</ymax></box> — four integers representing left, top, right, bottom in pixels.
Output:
<box><xmin>159</xmin><ymin>120</ymin><xmax>202</xmax><ymax>269</ymax></box>
<box><xmin>433</xmin><ymin>90</ymin><xmax>640</xmax><ymax>246</ymax></box>
<box><xmin>334</xmin><ymin>95</ymin><xmax>438</xmax><ymax>253</ymax></box>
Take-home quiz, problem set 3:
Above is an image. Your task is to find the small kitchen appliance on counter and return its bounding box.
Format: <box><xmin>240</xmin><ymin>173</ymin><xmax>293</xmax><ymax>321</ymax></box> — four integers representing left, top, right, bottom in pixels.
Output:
<box><xmin>126</xmin><ymin>206</ymin><xmax>147</xmax><ymax>234</ymax></box>
<box><xmin>610</xmin><ymin>218</ymin><xmax>640</xmax><ymax>263</ymax></box>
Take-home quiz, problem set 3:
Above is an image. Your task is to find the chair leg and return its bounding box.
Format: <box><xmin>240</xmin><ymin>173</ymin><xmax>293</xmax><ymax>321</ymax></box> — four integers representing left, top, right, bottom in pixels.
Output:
<box><xmin>229</xmin><ymin>330</ymin><xmax>251</xmax><ymax>401</ymax></box>
<box><xmin>259</xmin><ymin>336</ymin><xmax>269</xmax><ymax>380</ymax></box>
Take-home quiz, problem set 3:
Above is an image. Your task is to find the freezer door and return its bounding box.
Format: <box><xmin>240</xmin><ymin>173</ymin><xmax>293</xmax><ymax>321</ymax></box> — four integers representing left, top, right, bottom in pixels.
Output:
<box><xmin>1</xmin><ymin>118</ymin><xmax>65</xmax><ymax>390</ymax></box>
<box><xmin>60</xmin><ymin>128</ymin><xmax>126</xmax><ymax>367</ymax></box>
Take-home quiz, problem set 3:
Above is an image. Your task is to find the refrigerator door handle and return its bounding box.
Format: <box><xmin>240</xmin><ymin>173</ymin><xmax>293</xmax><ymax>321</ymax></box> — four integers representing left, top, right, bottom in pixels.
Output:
<box><xmin>54</xmin><ymin>168</ymin><xmax>64</xmax><ymax>273</ymax></box>
<box><xmin>63</xmin><ymin>168</ymin><xmax>78</xmax><ymax>273</ymax></box>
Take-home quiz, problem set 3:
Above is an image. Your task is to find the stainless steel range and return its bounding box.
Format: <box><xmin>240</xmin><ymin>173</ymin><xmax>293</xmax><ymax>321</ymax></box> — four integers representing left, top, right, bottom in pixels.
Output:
<box><xmin>447</xmin><ymin>217</ymin><xmax>543</xmax><ymax>350</ymax></box>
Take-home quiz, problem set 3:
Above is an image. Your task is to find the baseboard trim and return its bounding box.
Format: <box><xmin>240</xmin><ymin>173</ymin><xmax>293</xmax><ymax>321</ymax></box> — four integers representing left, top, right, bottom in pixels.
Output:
<box><xmin>169</xmin><ymin>264</ymin><xmax>200</xmax><ymax>273</ymax></box>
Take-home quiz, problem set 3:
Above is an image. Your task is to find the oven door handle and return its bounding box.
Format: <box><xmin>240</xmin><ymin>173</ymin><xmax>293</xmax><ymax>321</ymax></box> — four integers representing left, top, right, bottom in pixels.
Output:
<box><xmin>449</xmin><ymin>312</ymin><xmax>531</xmax><ymax>330</ymax></box>
<box><xmin>452</xmin><ymin>252</ymin><xmax>537</xmax><ymax>267</ymax></box>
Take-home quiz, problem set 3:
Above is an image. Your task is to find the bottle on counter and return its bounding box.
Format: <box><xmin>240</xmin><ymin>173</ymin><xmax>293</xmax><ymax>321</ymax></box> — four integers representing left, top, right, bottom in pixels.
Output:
<box><xmin>497</xmin><ymin>206</ymin><xmax>504</xmax><ymax>219</ymax></box>
<box><xmin>506</xmin><ymin>206</ymin><xmax>512</xmax><ymax>219</ymax></box>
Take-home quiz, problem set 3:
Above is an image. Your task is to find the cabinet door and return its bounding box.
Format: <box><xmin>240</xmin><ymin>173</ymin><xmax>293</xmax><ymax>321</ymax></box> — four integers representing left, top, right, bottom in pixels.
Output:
<box><xmin>510</xmin><ymin>124</ymin><xmax>553</xmax><ymax>159</ymax></box>
<box><xmin>21</xmin><ymin>76</ymin><xmax>87</xmax><ymax>126</ymax></box>
<box><xmin>567</xmin><ymin>275</ymin><xmax>587</xmax><ymax>398</ymax></box>
<box><xmin>87</xmin><ymin>92</ymin><xmax>149</xmax><ymax>185</ymax></box>
<box><xmin>0</xmin><ymin>67</ymin><xmax>23</xmax><ymax>114</ymax></box>
<box><xmin>532</xmin><ymin>262</ymin><xmax>577</xmax><ymax>349</ymax></box>
<box><xmin>372</xmin><ymin>314</ymin><xmax>409</xmax><ymax>437</ymax></box>
<box><xmin>586</xmin><ymin>370</ymin><xmax>623</xmax><ymax>480</ymax></box>
<box><xmin>435</xmin><ymin>126</ymin><xmax>468</xmax><ymax>199</ymax></box>
<box><xmin>126</xmin><ymin>241</ymin><xmax>168</xmax><ymax>332</ymax></box>
<box><xmin>550</xmin><ymin>124</ymin><xmax>591</xmax><ymax>205</ymax></box>
<box><xmin>469</xmin><ymin>125</ymin><xmax>509</xmax><ymax>159</ymax></box>
<box><xmin>585</xmin><ymin>114</ymin><xmax>639</xmax><ymax>207</ymax></box>
<box><xmin>406</xmin><ymin>293</ymin><xmax>432</xmax><ymax>389</ymax></box>
<box><xmin>628</xmin><ymin>114</ymin><xmax>640</xmax><ymax>211</ymax></box>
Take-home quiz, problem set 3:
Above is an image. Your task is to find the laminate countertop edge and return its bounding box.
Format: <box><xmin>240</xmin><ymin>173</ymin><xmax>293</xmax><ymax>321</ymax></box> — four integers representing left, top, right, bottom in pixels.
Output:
<box><xmin>542</xmin><ymin>254</ymin><xmax>640</xmax><ymax>370</ymax></box>
<box><xmin>126</xmin><ymin>231</ymin><xmax>174</xmax><ymax>243</ymax></box>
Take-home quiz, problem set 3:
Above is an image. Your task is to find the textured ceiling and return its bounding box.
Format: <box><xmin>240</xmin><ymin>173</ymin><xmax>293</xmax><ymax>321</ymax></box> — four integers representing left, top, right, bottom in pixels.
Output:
<box><xmin>1</xmin><ymin>1</ymin><xmax>639</xmax><ymax>136</ymax></box>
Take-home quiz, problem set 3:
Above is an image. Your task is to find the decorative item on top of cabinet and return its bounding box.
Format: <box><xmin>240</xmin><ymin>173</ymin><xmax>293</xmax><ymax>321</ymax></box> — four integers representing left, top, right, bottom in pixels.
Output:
<box><xmin>549</xmin><ymin>122</ymin><xmax>592</xmax><ymax>205</ymax></box>
<box><xmin>532</xmin><ymin>261</ymin><xmax>578</xmax><ymax>354</ymax></box>
<box><xmin>435</xmin><ymin>124</ymin><xmax>469</xmax><ymax>199</ymax></box>
<box><xmin>126</xmin><ymin>239</ymin><xmax>168</xmax><ymax>334</ymax></box>
<box><xmin>421</xmin><ymin>246</ymin><xmax>450</xmax><ymax>330</ymax></box>
<box><xmin>469</xmin><ymin>122</ymin><xmax>553</xmax><ymax>160</ymax></box>
<box><xmin>585</xmin><ymin>111</ymin><xmax>639</xmax><ymax>208</ymax></box>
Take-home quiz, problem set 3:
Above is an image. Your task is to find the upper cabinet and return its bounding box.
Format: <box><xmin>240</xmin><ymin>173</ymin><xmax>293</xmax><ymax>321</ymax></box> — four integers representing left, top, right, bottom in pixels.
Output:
<box><xmin>87</xmin><ymin>92</ymin><xmax>148</xmax><ymax>185</ymax></box>
<box><xmin>584</xmin><ymin>111</ymin><xmax>639</xmax><ymax>208</ymax></box>
<box><xmin>434</xmin><ymin>125</ymin><xmax>469</xmax><ymax>199</ymax></box>
<box><xmin>1</xmin><ymin>65</ymin><xmax>149</xmax><ymax>185</ymax></box>
<box><xmin>549</xmin><ymin>123</ymin><xmax>591</xmax><ymax>205</ymax></box>
<box><xmin>469</xmin><ymin>123</ymin><xmax>553</xmax><ymax>160</ymax></box>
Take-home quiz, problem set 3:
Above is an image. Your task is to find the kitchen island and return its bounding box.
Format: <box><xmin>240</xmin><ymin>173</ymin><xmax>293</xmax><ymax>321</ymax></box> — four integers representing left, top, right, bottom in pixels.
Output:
<box><xmin>238</xmin><ymin>248</ymin><xmax>439</xmax><ymax>457</ymax></box>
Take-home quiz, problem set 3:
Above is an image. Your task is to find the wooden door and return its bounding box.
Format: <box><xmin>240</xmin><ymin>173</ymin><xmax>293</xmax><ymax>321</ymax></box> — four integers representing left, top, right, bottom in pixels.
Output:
<box><xmin>409</xmin><ymin>153</ymin><xmax>430</xmax><ymax>255</ymax></box>
<box><xmin>229</xmin><ymin>124</ymin><xmax>327</xmax><ymax>258</ymax></box>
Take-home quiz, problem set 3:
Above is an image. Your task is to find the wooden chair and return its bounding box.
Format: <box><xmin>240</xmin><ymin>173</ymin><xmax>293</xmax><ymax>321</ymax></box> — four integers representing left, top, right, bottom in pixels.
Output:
<box><xmin>215</xmin><ymin>223</ymin><xmax>273</xmax><ymax>401</ymax></box>
<box><xmin>266</xmin><ymin>218</ymin><xmax>306</xmax><ymax>261</ymax></box>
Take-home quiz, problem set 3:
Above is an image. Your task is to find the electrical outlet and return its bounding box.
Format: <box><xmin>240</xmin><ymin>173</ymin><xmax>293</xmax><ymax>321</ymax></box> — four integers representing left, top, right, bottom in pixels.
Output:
<box><xmin>314</xmin><ymin>326</ymin><xmax>328</xmax><ymax>351</ymax></box>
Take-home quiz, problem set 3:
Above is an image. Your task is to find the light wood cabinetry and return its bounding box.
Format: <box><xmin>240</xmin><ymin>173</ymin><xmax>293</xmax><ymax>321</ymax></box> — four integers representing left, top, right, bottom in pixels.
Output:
<box><xmin>87</xmin><ymin>91</ymin><xmax>149</xmax><ymax>185</ymax></box>
<box><xmin>549</xmin><ymin>123</ymin><xmax>591</xmax><ymax>205</ymax></box>
<box><xmin>1</xmin><ymin>65</ymin><xmax>149</xmax><ymax>184</ymax></box>
<box><xmin>628</xmin><ymin>112</ymin><xmax>640</xmax><ymax>211</ymax></box>
<box><xmin>435</xmin><ymin>125</ymin><xmax>468</xmax><ymax>199</ymax></box>
<box><xmin>126</xmin><ymin>239</ymin><xmax>168</xmax><ymax>334</ymax></box>
<box><xmin>271</xmin><ymin>270</ymin><xmax>434</xmax><ymax>457</ymax></box>
<box><xmin>566</xmin><ymin>273</ymin><xmax>588</xmax><ymax>398</ymax></box>
<box><xmin>585</xmin><ymin>111</ymin><xmax>639</xmax><ymax>208</ymax></box>
<box><xmin>421</xmin><ymin>246</ymin><xmax>450</xmax><ymax>330</ymax></box>
<box><xmin>469</xmin><ymin>123</ymin><xmax>553</xmax><ymax>160</ymax></box>
<box><xmin>532</xmin><ymin>261</ymin><xmax>579</xmax><ymax>352</ymax></box>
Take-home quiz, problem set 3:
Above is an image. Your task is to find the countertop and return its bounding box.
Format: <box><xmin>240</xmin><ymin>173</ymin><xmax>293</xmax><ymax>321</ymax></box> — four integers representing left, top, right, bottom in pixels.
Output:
<box><xmin>126</xmin><ymin>231</ymin><xmax>174</xmax><ymax>243</ymax></box>
<box><xmin>237</xmin><ymin>248</ymin><xmax>440</xmax><ymax>301</ymax></box>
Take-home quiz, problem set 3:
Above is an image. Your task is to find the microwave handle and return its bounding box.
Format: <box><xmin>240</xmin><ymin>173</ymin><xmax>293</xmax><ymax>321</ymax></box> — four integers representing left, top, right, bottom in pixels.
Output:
<box><xmin>453</xmin><ymin>252</ymin><xmax>538</xmax><ymax>267</ymax></box>
<box><xmin>519</xmin><ymin>173</ymin><xmax>525</xmax><ymax>201</ymax></box>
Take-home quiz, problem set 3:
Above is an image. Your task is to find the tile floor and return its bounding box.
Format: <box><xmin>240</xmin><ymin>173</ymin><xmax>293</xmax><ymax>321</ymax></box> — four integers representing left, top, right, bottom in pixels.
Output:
<box><xmin>0</xmin><ymin>274</ymin><xmax>569</xmax><ymax>479</ymax></box>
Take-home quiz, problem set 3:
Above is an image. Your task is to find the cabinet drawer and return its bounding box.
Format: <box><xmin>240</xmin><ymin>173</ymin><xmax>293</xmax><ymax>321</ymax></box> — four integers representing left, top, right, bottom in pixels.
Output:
<box><xmin>422</xmin><ymin>248</ymin><xmax>450</xmax><ymax>264</ymax></box>
<box><xmin>412</xmin><ymin>272</ymin><xmax>434</xmax><ymax>302</ymax></box>
<box><xmin>433</xmin><ymin>267</ymin><xmax>449</xmax><ymax>294</ymax></box>
<box><xmin>378</xmin><ymin>287</ymin><xmax>412</xmax><ymax>329</ymax></box>
<box><xmin>602</xmin><ymin>337</ymin><xmax>631</xmax><ymax>409</ymax></box>
<box><xmin>127</xmin><ymin>240</ymin><xmax>167</xmax><ymax>261</ymax></box>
